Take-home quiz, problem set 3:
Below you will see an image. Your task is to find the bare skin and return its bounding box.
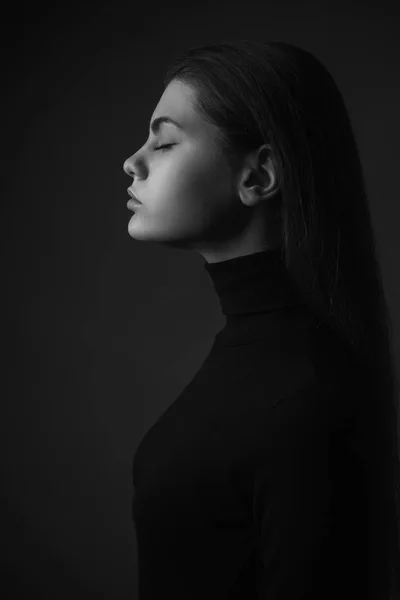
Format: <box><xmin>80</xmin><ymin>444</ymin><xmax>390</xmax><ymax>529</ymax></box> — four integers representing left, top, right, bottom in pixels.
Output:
<box><xmin>123</xmin><ymin>79</ymin><xmax>281</xmax><ymax>263</ymax></box>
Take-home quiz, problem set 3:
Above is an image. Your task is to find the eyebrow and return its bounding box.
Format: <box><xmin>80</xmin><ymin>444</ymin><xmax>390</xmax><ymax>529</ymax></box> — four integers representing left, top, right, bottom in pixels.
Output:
<box><xmin>150</xmin><ymin>116</ymin><xmax>184</xmax><ymax>135</ymax></box>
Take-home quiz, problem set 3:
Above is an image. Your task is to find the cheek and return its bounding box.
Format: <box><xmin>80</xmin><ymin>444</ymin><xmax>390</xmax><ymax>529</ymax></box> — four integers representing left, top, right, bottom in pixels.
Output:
<box><xmin>156</xmin><ymin>150</ymin><xmax>224</xmax><ymax>214</ymax></box>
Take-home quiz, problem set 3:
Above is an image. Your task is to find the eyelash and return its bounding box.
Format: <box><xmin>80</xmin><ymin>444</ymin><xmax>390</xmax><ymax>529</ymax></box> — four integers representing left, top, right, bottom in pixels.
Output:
<box><xmin>153</xmin><ymin>143</ymin><xmax>175</xmax><ymax>152</ymax></box>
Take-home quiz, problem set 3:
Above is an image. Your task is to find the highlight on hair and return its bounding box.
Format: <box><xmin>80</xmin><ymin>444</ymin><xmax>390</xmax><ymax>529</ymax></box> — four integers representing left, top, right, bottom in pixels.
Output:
<box><xmin>163</xmin><ymin>40</ymin><xmax>400</xmax><ymax>598</ymax></box>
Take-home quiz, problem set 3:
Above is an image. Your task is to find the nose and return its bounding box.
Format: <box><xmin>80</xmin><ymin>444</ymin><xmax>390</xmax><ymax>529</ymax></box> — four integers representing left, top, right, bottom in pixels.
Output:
<box><xmin>123</xmin><ymin>156</ymin><xmax>135</xmax><ymax>176</ymax></box>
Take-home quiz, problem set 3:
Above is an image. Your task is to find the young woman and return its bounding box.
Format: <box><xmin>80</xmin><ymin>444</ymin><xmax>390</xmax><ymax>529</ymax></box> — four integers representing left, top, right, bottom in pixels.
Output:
<box><xmin>123</xmin><ymin>40</ymin><xmax>400</xmax><ymax>599</ymax></box>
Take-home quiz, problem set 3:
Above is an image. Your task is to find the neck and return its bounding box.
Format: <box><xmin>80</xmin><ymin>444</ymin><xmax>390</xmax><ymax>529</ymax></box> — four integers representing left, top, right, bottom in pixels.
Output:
<box><xmin>204</xmin><ymin>247</ymin><xmax>304</xmax><ymax>318</ymax></box>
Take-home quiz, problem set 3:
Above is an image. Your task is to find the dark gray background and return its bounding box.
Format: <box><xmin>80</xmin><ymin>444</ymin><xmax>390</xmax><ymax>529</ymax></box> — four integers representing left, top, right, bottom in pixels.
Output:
<box><xmin>3</xmin><ymin>1</ymin><xmax>400</xmax><ymax>598</ymax></box>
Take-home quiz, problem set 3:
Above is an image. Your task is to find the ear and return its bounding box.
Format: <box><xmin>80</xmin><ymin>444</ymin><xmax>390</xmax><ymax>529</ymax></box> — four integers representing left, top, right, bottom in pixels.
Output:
<box><xmin>237</xmin><ymin>144</ymin><xmax>279</xmax><ymax>207</ymax></box>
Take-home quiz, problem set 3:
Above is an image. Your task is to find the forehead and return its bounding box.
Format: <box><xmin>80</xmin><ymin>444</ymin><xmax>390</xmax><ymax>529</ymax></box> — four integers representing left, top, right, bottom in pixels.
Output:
<box><xmin>150</xmin><ymin>80</ymin><xmax>215</xmax><ymax>137</ymax></box>
<box><xmin>151</xmin><ymin>80</ymin><xmax>195</xmax><ymax>124</ymax></box>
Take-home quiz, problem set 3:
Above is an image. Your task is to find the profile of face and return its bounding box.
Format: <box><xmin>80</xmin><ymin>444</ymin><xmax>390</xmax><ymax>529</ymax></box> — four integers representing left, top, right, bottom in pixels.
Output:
<box><xmin>123</xmin><ymin>80</ymin><xmax>280</xmax><ymax>263</ymax></box>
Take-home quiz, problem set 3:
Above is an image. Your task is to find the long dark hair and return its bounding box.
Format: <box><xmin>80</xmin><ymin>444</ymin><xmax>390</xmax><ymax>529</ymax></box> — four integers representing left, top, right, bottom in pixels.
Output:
<box><xmin>163</xmin><ymin>40</ymin><xmax>400</xmax><ymax>597</ymax></box>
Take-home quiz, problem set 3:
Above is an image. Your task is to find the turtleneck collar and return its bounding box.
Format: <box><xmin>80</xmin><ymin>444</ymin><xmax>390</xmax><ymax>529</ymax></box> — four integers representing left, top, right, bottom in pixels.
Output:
<box><xmin>204</xmin><ymin>247</ymin><xmax>305</xmax><ymax>318</ymax></box>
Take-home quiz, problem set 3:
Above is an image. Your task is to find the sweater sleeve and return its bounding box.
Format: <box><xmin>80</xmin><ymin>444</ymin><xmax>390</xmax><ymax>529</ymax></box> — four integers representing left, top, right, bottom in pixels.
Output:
<box><xmin>248</xmin><ymin>382</ymin><xmax>367</xmax><ymax>599</ymax></box>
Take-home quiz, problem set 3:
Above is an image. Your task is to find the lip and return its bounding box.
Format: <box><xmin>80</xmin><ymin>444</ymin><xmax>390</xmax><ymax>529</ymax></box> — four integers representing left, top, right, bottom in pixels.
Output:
<box><xmin>127</xmin><ymin>188</ymin><xmax>142</xmax><ymax>202</ymax></box>
<box><xmin>127</xmin><ymin>199</ymin><xmax>142</xmax><ymax>210</ymax></box>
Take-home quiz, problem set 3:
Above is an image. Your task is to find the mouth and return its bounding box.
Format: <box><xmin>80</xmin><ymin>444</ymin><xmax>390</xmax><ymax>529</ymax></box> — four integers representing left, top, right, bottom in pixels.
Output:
<box><xmin>127</xmin><ymin>188</ymin><xmax>141</xmax><ymax>203</ymax></box>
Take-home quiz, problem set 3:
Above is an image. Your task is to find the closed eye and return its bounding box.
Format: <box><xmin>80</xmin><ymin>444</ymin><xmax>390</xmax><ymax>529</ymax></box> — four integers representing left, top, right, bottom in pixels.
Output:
<box><xmin>153</xmin><ymin>143</ymin><xmax>175</xmax><ymax>152</ymax></box>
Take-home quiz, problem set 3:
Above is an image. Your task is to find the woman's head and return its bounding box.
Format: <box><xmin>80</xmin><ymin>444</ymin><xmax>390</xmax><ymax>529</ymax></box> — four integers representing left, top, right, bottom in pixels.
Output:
<box><xmin>123</xmin><ymin>41</ymin><xmax>375</xmax><ymax>343</ymax></box>
<box><xmin>123</xmin><ymin>77</ymin><xmax>281</xmax><ymax>263</ymax></box>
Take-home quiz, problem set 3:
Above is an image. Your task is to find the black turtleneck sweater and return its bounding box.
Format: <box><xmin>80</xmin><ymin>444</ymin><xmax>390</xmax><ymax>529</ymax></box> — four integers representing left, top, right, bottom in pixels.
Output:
<box><xmin>131</xmin><ymin>248</ymin><xmax>377</xmax><ymax>599</ymax></box>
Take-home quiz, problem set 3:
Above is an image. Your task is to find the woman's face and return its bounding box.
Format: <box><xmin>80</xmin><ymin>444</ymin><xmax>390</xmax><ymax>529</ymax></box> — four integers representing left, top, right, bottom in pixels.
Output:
<box><xmin>123</xmin><ymin>79</ymin><xmax>253</xmax><ymax>259</ymax></box>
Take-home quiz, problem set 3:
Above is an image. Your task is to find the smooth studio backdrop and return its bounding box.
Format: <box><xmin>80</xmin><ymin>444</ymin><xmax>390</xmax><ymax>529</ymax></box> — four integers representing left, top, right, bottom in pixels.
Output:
<box><xmin>3</xmin><ymin>1</ymin><xmax>400</xmax><ymax>598</ymax></box>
